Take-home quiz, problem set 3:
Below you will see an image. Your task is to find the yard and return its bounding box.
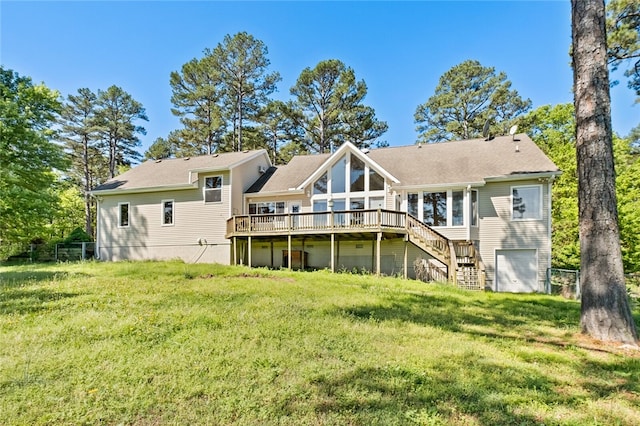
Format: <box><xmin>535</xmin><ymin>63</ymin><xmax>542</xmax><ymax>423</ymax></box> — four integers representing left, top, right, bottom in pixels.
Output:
<box><xmin>1</xmin><ymin>260</ymin><xmax>639</xmax><ymax>425</ymax></box>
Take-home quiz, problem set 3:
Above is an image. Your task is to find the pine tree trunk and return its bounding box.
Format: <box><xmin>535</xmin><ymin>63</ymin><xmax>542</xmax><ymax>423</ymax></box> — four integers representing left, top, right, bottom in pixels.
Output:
<box><xmin>572</xmin><ymin>0</ymin><xmax>638</xmax><ymax>345</ymax></box>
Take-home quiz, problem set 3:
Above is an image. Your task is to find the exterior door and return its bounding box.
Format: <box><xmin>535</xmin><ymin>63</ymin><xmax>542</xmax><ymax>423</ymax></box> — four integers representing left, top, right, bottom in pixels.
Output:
<box><xmin>290</xmin><ymin>202</ymin><xmax>301</xmax><ymax>229</ymax></box>
<box><xmin>496</xmin><ymin>249</ymin><xmax>538</xmax><ymax>293</ymax></box>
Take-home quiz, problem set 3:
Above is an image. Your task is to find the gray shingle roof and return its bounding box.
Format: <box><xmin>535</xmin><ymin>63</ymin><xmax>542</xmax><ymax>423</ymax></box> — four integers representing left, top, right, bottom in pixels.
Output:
<box><xmin>367</xmin><ymin>134</ymin><xmax>559</xmax><ymax>187</ymax></box>
<box><xmin>253</xmin><ymin>134</ymin><xmax>559</xmax><ymax>193</ymax></box>
<box><xmin>91</xmin><ymin>150</ymin><xmax>268</xmax><ymax>192</ymax></box>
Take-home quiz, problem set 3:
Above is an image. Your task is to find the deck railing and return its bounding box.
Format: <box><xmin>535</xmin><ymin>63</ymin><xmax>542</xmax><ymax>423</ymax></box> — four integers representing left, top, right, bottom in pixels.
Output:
<box><xmin>227</xmin><ymin>209</ymin><xmax>451</xmax><ymax>265</ymax></box>
<box><xmin>227</xmin><ymin>209</ymin><xmax>408</xmax><ymax>236</ymax></box>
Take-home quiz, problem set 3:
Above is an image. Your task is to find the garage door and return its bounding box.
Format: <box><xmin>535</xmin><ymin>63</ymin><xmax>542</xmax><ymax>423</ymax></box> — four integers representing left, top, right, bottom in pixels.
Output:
<box><xmin>496</xmin><ymin>249</ymin><xmax>538</xmax><ymax>293</ymax></box>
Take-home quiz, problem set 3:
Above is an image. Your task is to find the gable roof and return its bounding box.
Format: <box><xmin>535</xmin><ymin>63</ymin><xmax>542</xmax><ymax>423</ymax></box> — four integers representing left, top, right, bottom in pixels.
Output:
<box><xmin>91</xmin><ymin>150</ymin><xmax>270</xmax><ymax>195</ymax></box>
<box><xmin>247</xmin><ymin>134</ymin><xmax>559</xmax><ymax>195</ymax></box>
<box><xmin>366</xmin><ymin>134</ymin><xmax>559</xmax><ymax>188</ymax></box>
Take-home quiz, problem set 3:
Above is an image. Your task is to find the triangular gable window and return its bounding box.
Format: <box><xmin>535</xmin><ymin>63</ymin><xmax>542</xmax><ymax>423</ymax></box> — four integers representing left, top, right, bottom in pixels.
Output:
<box><xmin>314</xmin><ymin>172</ymin><xmax>327</xmax><ymax>194</ymax></box>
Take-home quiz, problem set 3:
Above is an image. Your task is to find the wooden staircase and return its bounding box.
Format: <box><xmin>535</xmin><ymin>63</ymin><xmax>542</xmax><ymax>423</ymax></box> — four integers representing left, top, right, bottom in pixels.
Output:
<box><xmin>405</xmin><ymin>215</ymin><xmax>485</xmax><ymax>290</ymax></box>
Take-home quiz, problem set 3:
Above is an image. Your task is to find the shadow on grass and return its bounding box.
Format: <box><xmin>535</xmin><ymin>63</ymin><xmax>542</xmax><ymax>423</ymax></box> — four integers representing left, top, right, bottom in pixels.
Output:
<box><xmin>0</xmin><ymin>288</ymin><xmax>79</xmax><ymax>315</ymax></box>
<box><xmin>308</xmin><ymin>360</ymin><xmax>569</xmax><ymax>425</ymax></box>
<box><xmin>0</xmin><ymin>270</ymin><xmax>73</xmax><ymax>287</ymax></box>
<box><xmin>323</xmin><ymin>293</ymin><xmax>639</xmax><ymax>424</ymax></box>
<box><xmin>341</xmin><ymin>292</ymin><xmax>580</xmax><ymax>335</ymax></box>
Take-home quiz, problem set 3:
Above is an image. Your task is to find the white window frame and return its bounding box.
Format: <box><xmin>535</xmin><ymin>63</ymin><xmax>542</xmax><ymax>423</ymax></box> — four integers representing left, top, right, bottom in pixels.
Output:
<box><xmin>248</xmin><ymin>201</ymin><xmax>286</xmax><ymax>215</ymax></box>
<box><xmin>511</xmin><ymin>184</ymin><xmax>543</xmax><ymax>221</ymax></box>
<box><xmin>161</xmin><ymin>199</ymin><xmax>174</xmax><ymax>226</ymax></box>
<box><xmin>309</xmin><ymin>151</ymin><xmax>386</xmax><ymax>211</ymax></box>
<box><xmin>404</xmin><ymin>189</ymin><xmax>473</xmax><ymax>227</ymax></box>
<box><xmin>204</xmin><ymin>175</ymin><xmax>223</xmax><ymax>203</ymax></box>
<box><xmin>118</xmin><ymin>202</ymin><xmax>130</xmax><ymax>228</ymax></box>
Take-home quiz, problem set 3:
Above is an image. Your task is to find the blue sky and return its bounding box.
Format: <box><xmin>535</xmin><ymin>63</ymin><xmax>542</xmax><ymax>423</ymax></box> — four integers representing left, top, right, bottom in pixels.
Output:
<box><xmin>2</xmin><ymin>1</ymin><xmax>638</xmax><ymax>155</ymax></box>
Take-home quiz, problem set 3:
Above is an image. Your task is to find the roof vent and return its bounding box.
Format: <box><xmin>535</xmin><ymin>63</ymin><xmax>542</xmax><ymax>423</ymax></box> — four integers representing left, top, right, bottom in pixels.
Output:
<box><xmin>212</xmin><ymin>153</ymin><xmax>219</xmax><ymax>158</ymax></box>
<box><xmin>184</xmin><ymin>157</ymin><xmax>190</xmax><ymax>161</ymax></box>
<box><xmin>155</xmin><ymin>159</ymin><xmax>162</xmax><ymax>163</ymax></box>
<box><xmin>258</xmin><ymin>165</ymin><xmax>267</xmax><ymax>174</ymax></box>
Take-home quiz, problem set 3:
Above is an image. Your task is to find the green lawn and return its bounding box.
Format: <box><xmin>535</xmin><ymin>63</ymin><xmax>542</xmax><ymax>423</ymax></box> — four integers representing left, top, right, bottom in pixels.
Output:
<box><xmin>1</xmin><ymin>261</ymin><xmax>639</xmax><ymax>425</ymax></box>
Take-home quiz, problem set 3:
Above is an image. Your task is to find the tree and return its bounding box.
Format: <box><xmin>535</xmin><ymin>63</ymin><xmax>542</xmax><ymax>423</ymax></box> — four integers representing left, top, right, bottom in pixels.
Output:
<box><xmin>613</xmin><ymin>133</ymin><xmax>640</xmax><ymax>272</ymax></box>
<box><xmin>415</xmin><ymin>60</ymin><xmax>532</xmax><ymax>143</ymax></box>
<box><xmin>607</xmin><ymin>0</ymin><xmax>640</xmax><ymax>99</ymax></box>
<box><xmin>170</xmin><ymin>56</ymin><xmax>226</xmax><ymax>155</ymax></box>
<box><xmin>520</xmin><ymin>104</ymin><xmax>580</xmax><ymax>270</ymax></box>
<box><xmin>210</xmin><ymin>32</ymin><xmax>281</xmax><ymax>152</ymax></box>
<box><xmin>256</xmin><ymin>100</ymin><xmax>304</xmax><ymax>164</ymax></box>
<box><xmin>571</xmin><ymin>0</ymin><xmax>638</xmax><ymax>344</ymax></box>
<box><xmin>289</xmin><ymin>59</ymin><xmax>387</xmax><ymax>153</ymax></box>
<box><xmin>144</xmin><ymin>136</ymin><xmax>174</xmax><ymax>161</ymax></box>
<box><xmin>59</xmin><ymin>88</ymin><xmax>106</xmax><ymax>237</ymax></box>
<box><xmin>95</xmin><ymin>85</ymin><xmax>148</xmax><ymax>178</ymax></box>
<box><xmin>0</xmin><ymin>67</ymin><xmax>68</xmax><ymax>247</ymax></box>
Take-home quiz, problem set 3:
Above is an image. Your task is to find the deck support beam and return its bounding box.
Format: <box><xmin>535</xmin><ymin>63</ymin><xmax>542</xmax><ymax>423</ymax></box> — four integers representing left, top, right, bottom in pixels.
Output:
<box><xmin>376</xmin><ymin>232</ymin><xmax>382</xmax><ymax>276</ymax></box>
<box><xmin>330</xmin><ymin>233</ymin><xmax>335</xmax><ymax>272</ymax></box>
<box><xmin>232</xmin><ymin>237</ymin><xmax>237</xmax><ymax>265</ymax></box>
<box><xmin>287</xmin><ymin>235</ymin><xmax>292</xmax><ymax>270</ymax></box>
<box><xmin>403</xmin><ymin>239</ymin><xmax>408</xmax><ymax>279</ymax></box>
<box><xmin>248</xmin><ymin>236</ymin><xmax>252</xmax><ymax>268</ymax></box>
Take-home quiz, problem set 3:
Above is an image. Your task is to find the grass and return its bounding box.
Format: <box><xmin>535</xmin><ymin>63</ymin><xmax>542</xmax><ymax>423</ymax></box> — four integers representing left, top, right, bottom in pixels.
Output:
<box><xmin>0</xmin><ymin>260</ymin><xmax>639</xmax><ymax>425</ymax></box>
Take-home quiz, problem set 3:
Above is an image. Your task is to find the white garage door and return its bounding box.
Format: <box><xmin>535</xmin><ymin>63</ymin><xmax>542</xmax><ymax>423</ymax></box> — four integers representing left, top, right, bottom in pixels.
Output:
<box><xmin>496</xmin><ymin>249</ymin><xmax>538</xmax><ymax>293</ymax></box>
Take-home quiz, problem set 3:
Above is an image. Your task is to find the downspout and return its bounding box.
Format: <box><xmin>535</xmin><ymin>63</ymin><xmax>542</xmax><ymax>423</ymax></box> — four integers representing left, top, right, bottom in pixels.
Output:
<box><xmin>466</xmin><ymin>184</ymin><xmax>471</xmax><ymax>241</ymax></box>
<box><xmin>95</xmin><ymin>195</ymin><xmax>101</xmax><ymax>260</ymax></box>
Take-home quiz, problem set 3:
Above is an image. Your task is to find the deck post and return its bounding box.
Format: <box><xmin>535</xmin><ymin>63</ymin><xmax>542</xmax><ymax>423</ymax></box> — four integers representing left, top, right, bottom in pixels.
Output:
<box><xmin>404</xmin><ymin>239</ymin><xmax>408</xmax><ymax>279</ymax></box>
<box><xmin>287</xmin><ymin>235</ymin><xmax>292</xmax><ymax>270</ymax></box>
<box><xmin>376</xmin><ymin>232</ymin><xmax>382</xmax><ymax>276</ymax></box>
<box><xmin>301</xmin><ymin>239</ymin><xmax>305</xmax><ymax>270</ymax></box>
<box><xmin>248</xmin><ymin>236</ymin><xmax>252</xmax><ymax>268</ymax></box>
<box><xmin>232</xmin><ymin>237</ymin><xmax>237</xmax><ymax>265</ymax></box>
<box><xmin>270</xmin><ymin>241</ymin><xmax>274</xmax><ymax>268</ymax></box>
<box><xmin>330</xmin><ymin>233</ymin><xmax>335</xmax><ymax>272</ymax></box>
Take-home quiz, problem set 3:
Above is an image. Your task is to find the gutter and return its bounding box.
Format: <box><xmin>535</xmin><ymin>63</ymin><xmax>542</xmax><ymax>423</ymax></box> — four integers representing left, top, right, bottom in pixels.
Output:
<box><xmin>89</xmin><ymin>182</ymin><xmax>199</xmax><ymax>196</ymax></box>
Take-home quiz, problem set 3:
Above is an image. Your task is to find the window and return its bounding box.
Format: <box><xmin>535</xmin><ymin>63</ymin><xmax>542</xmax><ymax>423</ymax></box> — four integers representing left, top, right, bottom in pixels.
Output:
<box><xmin>471</xmin><ymin>190</ymin><xmax>478</xmax><ymax>226</ymax></box>
<box><xmin>512</xmin><ymin>185</ymin><xmax>542</xmax><ymax>220</ymax></box>
<box><xmin>162</xmin><ymin>200</ymin><xmax>174</xmax><ymax>226</ymax></box>
<box><xmin>408</xmin><ymin>193</ymin><xmax>419</xmax><ymax>217</ymax></box>
<box><xmin>248</xmin><ymin>201</ymin><xmax>286</xmax><ymax>215</ymax></box>
<box><xmin>204</xmin><ymin>176</ymin><xmax>222</xmax><ymax>203</ymax></box>
<box><xmin>350</xmin><ymin>198</ymin><xmax>365</xmax><ymax>210</ymax></box>
<box><xmin>369</xmin><ymin>169</ymin><xmax>384</xmax><ymax>191</ymax></box>
<box><xmin>314</xmin><ymin>172</ymin><xmax>327</xmax><ymax>194</ymax></box>
<box><xmin>118</xmin><ymin>202</ymin><xmax>130</xmax><ymax>228</ymax></box>
<box><xmin>350</xmin><ymin>155</ymin><xmax>365</xmax><ymax>192</ymax></box>
<box><xmin>452</xmin><ymin>191</ymin><xmax>464</xmax><ymax>226</ymax></box>
<box><xmin>331</xmin><ymin>155</ymin><xmax>346</xmax><ymax>193</ymax></box>
<box><xmin>423</xmin><ymin>192</ymin><xmax>447</xmax><ymax>226</ymax></box>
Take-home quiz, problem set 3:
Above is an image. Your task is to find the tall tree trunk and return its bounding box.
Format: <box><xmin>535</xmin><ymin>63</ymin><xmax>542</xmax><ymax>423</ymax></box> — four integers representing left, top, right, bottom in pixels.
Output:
<box><xmin>82</xmin><ymin>134</ymin><xmax>93</xmax><ymax>237</ymax></box>
<box><xmin>572</xmin><ymin>0</ymin><xmax>638</xmax><ymax>345</ymax></box>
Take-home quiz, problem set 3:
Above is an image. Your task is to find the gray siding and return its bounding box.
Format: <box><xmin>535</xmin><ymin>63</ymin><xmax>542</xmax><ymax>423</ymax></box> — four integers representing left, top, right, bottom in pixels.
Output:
<box><xmin>477</xmin><ymin>180</ymin><xmax>551</xmax><ymax>291</ymax></box>
<box><xmin>97</xmin><ymin>172</ymin><xmax>232</xmax><ymax>263</ymax></box>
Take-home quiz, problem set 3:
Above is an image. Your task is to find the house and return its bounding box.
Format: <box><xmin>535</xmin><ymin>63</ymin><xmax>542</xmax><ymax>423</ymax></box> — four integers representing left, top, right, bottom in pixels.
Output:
<box><xmin>91</xmin><ymin>134</ymin><xmax>561</xmax><ymax>293</ymax></box>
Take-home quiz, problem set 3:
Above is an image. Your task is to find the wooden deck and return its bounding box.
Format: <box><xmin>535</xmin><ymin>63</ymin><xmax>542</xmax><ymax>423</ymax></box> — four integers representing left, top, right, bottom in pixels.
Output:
<box><xmin>226</xmin><ymin>209</ymin><xmax>484</xmax><ymax>289</ymax></box>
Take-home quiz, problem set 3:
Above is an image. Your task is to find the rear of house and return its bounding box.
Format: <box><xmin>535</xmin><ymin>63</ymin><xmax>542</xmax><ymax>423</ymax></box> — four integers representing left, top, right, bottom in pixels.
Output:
<box><xmin>92</xmin><ymin>134</ymin><xmax>560</xmax><ymax>293</ymax></box>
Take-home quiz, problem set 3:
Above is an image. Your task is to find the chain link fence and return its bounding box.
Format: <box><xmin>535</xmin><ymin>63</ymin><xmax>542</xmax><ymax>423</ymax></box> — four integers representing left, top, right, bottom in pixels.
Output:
<box><xmin>547</xmin><ymin>268</ymin><xmax>580</xmax><ymax>299</ymax></box>
<box><xmin>547</xmin><ymin>268</ymin><xmax>640</xmax><ymax>304</ymax></box>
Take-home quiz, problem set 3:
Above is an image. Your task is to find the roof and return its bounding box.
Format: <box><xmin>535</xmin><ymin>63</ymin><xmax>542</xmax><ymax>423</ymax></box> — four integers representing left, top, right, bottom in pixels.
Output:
<box><xmin>255</xmin><ymin>154</ymin><xmax>330</xmax><ymax>192</ymax></box>
<box><xmin>91</xmin><ymin>150</ymin><xmax>269</xmax><ymax>194</ymax></box>
<box><xmin>251</xmin><ymin>134</ymin><xmax>559</xmax><ymax>194</ymax></box>
<box><xmin>367</xmin><ymin>134</ymin><xmax>559</xmax><ymax>187</ymax></box>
